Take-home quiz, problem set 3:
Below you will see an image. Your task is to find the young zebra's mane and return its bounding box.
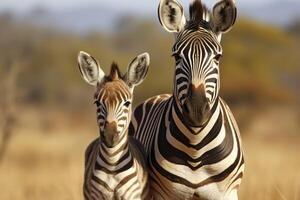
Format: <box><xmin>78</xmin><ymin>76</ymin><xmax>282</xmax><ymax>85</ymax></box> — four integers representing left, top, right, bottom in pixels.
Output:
<box><xmin>106</xmin><ymin>62</ymin><xmax>123</xmax><ymax>81</ymax></box>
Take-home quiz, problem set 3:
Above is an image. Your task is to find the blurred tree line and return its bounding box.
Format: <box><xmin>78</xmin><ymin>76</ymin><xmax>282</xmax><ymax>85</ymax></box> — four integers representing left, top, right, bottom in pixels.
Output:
<box><xmin>0</xmin><ymin>13</ymin><xmax>299</xmax><ymax>112</ymax></box>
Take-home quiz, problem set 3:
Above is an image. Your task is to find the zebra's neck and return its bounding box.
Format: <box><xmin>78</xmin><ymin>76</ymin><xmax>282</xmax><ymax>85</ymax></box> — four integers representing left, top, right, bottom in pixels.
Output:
<box><xmin>170</xmin><ymin>96</ymin><xmax>221</xmax><ymax>142</ymax></box>
<box><xmin>97</xmin><ymin>132</ymin><xmax>133</xmax><ymax>168</ymax></box>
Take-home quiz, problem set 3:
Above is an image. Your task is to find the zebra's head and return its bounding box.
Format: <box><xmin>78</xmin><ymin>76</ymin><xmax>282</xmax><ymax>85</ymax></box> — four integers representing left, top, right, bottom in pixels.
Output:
<box><xmin>78</xmin><ymin>51</ymin><xmax>150</xmax><ymax>148</ymax></box>
<box><xmin>158</xmin><ymin>0</ymin><xmax>236</xmax><ymax>127</ymax></box>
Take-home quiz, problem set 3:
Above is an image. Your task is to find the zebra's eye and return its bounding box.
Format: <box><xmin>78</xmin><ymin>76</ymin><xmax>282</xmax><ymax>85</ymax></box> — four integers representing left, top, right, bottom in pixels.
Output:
<box><xmin>124</xmin><ymin>101</ymin><xmax>131</xmax><ymax>108</ymax></box>
<box><xmin>172</xmin><ymin>52</ymin><xmax>181</xmax><ymax>61</ymax></box>
<box><xmin>94</xmin><ymin>100</ymin><xmax>100</xmax><ymax>106</ymax></box>
<box><xmin>214</xmin><ymin>54</ymin><xmax>222</xmax><ymax>62</ymax></box>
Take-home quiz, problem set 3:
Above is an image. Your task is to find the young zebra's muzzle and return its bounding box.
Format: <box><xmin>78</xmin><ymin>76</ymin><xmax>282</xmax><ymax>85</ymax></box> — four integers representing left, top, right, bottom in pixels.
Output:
<box><xmin>103</xmin><ymin>121</ymin><xmax>119</xmax><ymax>148</ymax></box>
<box><xmin>182</xmin><ymin>84</ymin><xmax>211</xmax><ymax>127</ymax></box>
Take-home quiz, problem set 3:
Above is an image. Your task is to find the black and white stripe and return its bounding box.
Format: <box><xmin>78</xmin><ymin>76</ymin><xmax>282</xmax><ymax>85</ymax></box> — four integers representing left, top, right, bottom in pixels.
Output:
<box><xmin>78</xmin><ymin>52</ymin><xmax>150</xmax><ymax>200</ymax></box>
<box><xmin>130</xmin><ymin>0</ymin><xmax>244</xmax><ymax>199</ymax></box>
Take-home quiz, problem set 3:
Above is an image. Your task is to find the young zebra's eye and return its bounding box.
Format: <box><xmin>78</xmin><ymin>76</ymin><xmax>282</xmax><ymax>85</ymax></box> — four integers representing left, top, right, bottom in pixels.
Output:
<box><xmin>172</xmin><ymin>52</ymin><xmax>181</xmax><ymax>61</ymax></box>
<box><xmin>214</xmin><ymin>54</ymin><xmax>222</xmax><ymax>62</ymax></box>
<box><xmin>124</xmin><ymin>101</ymin><xmax>131</xmax><ymax>108</ymax></box>
<box><xmin>94</xmin><ymin>100</ymin><xmax>100</xmax><ymax>106</ymax></box>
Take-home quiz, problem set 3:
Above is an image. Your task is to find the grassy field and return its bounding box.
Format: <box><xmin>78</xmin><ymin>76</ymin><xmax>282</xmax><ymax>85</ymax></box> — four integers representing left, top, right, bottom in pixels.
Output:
<box><xmin>0</xmin><ymin>107</ymin><xmax>299</xmax><ymax>200</ymax></box>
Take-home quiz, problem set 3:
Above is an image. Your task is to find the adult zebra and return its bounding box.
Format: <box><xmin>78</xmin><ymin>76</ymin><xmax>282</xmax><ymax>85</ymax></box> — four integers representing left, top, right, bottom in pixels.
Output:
<box><xmin>78</xmin><ymin>51</ymin><xmax>151</xmax><ymax>200</ymax></box>
<box><xmin>129</xmin><ymin>0</ymin><xmax>244</xmax><ymax>199</ymax></box>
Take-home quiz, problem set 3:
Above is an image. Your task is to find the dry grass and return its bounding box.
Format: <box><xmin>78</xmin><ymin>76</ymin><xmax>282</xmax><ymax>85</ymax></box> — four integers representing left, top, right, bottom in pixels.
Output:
<box><xmin>0</xmin><ymin>129</ymin><xmax>90</xmax><ymax>200</ymax></box>
<box><xmin>0</xmin><ymin>107</ymin><xmax>299</xmax><ymax>200</ymax></box>
<box><xmin>240</xmin><ymin>135</ymin><xmax>300</xmax><ymax>200</ymax></box>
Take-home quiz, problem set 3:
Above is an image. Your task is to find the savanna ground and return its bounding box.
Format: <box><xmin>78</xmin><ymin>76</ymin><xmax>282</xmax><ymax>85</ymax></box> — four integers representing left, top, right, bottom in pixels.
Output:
<box><xmin>0</xmin><ymin>105</ymin><xmax>299</xmax><ymax>200</ymax></box>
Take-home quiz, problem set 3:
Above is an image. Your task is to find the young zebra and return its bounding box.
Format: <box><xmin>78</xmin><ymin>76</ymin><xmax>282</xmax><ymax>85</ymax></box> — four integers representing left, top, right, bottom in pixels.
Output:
<box><xmin>78</xmin><ymin>51</ymin><xmax>150</xmax><ymax>200</ymax></box>
<box><xmin>129</xmin><ymin>0</ymin><xmax>244</xmax><ymax>199</ymax></box>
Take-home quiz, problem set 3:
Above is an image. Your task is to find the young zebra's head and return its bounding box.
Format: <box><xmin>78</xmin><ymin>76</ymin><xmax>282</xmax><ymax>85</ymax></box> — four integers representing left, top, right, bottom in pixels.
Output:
<box><xmin>78</xmin><ymin>51</ymin><xmax>150</xmax><ymax>148</ymax></box>
<box><xmin>158</xmin><ymin>0</ymin><xmax>236</xmax><ymax>127</ymax></box>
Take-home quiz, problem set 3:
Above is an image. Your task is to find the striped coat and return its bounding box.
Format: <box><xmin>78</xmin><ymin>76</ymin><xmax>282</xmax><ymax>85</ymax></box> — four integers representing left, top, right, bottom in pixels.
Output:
<box><xmin>131</xmin><ymin>95</ymin><xmax>244</xmax><ymax>199</ymax></box>
<box><xmin>77</xmin><ymin>51</ymin><xmax>151</xmax><ymax>200</ymax></box>
<box><xmin>129</xmin><ymin>0</ymin><xmax>244</xmax><ymax>199</ymax></box>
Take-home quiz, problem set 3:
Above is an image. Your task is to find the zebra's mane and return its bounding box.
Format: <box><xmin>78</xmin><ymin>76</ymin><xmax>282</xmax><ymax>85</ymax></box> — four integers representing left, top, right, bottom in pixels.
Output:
<box><xmin>94</xmin><ymin>63</ymin><xmax>125</xmax><ymax>100</ymax></box>
<box><xmin>107</xmin><ymin>62</ymin><xmax>123</xmax><ymax>81</ymax></box>
<box><xmin>188</xmin><ymin>0</ymin><xmax>212</xmax><ymax>29</ymax></box>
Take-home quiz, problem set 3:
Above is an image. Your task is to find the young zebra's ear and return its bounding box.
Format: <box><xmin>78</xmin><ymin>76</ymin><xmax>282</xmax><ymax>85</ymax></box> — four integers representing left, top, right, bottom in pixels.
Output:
<box><xmin>77</xmin><ymin>51</ymin><xmax>105</xmax><ymax>86</ymax></box>
<box><xmin>158</xmin><ymin>0</ymin><xmax>186</xmax><ymax>33</ymax></box>
<box><xmin>125</xmin><ymin>53</ymin><xmax>150</xmax><ymax>88</ymax></box>
<box><xmin>212</xmin><ymin>0</ymin><xmax>237</xmax><ymax>34</ymax></box>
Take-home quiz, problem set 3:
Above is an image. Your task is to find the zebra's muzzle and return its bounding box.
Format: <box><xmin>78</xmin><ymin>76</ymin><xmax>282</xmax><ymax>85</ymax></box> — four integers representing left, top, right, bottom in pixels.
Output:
<box><xmin>103</xmin><ymin>121</ymin><xmax>120</xmax><ymax>148</ymax></box>
<box><xmin>182</xmin><ymin>84</ymin><xmax>211</xmax><ymax>127</ymax></box>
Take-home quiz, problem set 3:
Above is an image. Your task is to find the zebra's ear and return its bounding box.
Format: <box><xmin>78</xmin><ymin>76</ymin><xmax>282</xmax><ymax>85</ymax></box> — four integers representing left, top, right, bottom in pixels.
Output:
<box><xmin>212</xmin><ymin>0</ymin><xmax>237</xmax><ymax>34</ymax></box>
<box><xmin>78</xmin><ymin>51</ymin><xmax>105</xmax><ymax>86</ymax></box>
<box><xmin>125</xmin><ymin>53</ymin><xmax>150</xmax><ymax>88</ymax></box>
<box><xmin>158</xmin><ymin>0</ymin><xmax>186</xmax><ymax>33</ymax></box>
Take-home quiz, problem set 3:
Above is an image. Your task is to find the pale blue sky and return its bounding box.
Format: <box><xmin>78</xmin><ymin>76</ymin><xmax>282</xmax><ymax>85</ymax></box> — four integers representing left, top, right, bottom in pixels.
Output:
<box><xmin>0</xmin><ymin>0</ymin><xmax>286</xmax><ymax>12</ymax></box>
<box><xmin>1</xmin><ymin>0</ymin><xmax>298</xmax><ymax>29</ymax></box>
